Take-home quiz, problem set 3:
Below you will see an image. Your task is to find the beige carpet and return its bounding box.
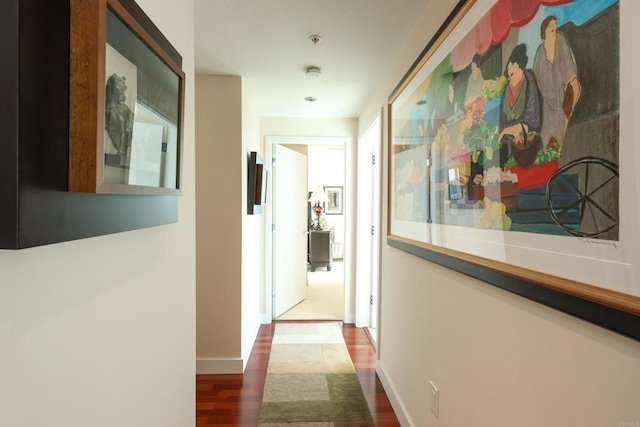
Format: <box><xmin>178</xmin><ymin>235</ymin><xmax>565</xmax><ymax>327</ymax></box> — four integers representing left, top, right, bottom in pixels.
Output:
<box><xmin>277</xmin><ymin>262</ymin><xmax>344</xmax><ymax>320</ymax></box>
<box><xmin>258</xmin><ymin>323</ymin><xmax>373</xmax><ymax>426</ymax></box>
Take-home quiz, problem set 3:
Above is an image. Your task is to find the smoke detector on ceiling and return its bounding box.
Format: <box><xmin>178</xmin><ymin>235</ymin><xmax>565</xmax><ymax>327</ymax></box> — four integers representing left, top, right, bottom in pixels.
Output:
<box><xmin>305</xmin><ymin>66</ymin><xmax>322</xmax><ymax>79</ymax></box>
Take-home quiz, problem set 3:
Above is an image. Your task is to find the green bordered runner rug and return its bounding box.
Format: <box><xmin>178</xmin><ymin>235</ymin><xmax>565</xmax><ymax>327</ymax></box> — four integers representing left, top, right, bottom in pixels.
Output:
<box><xmin>258</xmin><ymin>322</ymin><xmax>374</xmax><ymax>426</ymax></box>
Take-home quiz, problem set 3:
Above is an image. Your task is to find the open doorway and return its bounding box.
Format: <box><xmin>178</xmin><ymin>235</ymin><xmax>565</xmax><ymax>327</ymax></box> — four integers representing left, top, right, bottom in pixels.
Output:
<box><xmin>278</xmin><ymin>144</ymin><xmax>345</xmax><ymax>320</ymax></box>
<box><xmin>265</xmin><ymin>137</ymin><xmax>349</xmax><ymax>322</ymax></box>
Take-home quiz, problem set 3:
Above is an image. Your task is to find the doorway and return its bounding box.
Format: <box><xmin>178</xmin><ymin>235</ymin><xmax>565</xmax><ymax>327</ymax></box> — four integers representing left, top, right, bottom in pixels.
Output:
<box><xmin>355</xmin><ymin>114</ymin><xmax>381</xmax><ymax>342</ymax></box>
<box><xmin>265</xmin><ymin>136</ymin><xmax>350</xmax><ymax>322</ymax></box>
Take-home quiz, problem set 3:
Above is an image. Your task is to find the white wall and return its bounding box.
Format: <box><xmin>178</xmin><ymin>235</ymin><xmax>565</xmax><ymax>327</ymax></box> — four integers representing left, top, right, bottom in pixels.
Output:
<box><xmin>0</xmin><ymin>1</ymin><xmax>196</xmax><ymax>426</ymax></box>
<box><xmin>241</xmin><ymin>77</ymin><xmax>265</xmax><ymax>367</ymax></box>
<box><xmin>195</xmin><ymin>76</ymin><xmax>265</xmax><ymax>374</ymax></box>
<box><xmin>361</xmin><ymin>1</ymin><xmax>640</xmax><ymax>426</ymax></box>
<box><xmin>308</xmin><ymin>145</ymin><xmax>345</xmax><ymax>191</ymax></box>
<box><xmin>195</xmin><ymin>75</ymin><xmax>243</xmax><ymax>373</ymax></box>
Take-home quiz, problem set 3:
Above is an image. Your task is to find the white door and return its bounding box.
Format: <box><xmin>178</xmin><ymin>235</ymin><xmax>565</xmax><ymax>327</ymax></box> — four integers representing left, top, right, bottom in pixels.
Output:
<box><xmin>370</xmin><ymin>121</ymin><xmax>381</xmax><ymax>330</ymax></box>
<box><xmin>356</xmin><ymin>116</ymin><xmax>381</xmax><ymax>329</ymax></box>
<box><xmin>273</xmin><ymin>144</ymin><xmax>309</xmax><ymax>318</ymax></box>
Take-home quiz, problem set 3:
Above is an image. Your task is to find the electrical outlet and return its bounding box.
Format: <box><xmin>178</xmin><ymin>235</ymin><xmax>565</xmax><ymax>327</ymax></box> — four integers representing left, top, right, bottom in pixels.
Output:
<box><xmin>429</xmin><ymin>381</ymin><xmax>439</xmax><ymax>418</ymax></box>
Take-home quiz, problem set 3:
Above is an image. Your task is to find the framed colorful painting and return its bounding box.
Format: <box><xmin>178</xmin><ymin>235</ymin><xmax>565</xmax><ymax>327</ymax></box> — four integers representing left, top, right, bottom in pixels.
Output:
<box><xmin>388</xmin><ymin>0</ymin><xmax>640</xmax><ymax>337</ymax></box>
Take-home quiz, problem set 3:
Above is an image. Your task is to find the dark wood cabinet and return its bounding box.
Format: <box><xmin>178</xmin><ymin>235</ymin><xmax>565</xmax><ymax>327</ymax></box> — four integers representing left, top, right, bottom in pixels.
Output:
<box><xmin>308</xmin><ymin>230</ymin><xmax>333</xmax><ymax>272</ymax></box>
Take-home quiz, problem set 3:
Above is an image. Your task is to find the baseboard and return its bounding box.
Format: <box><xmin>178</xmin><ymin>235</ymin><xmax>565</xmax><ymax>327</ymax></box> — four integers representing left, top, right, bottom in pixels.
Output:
<box><xmin>376</xmin><ymin>359</ymin><xmax>415</xmax><ymax>427</ymax></box>
<box><xmin>196</xmin><ymin>358</ymin><xmax>245</xmax><ymax>374</ymax></box>
<box><xmin>363</xmin><ymin>327</ymin><xmax>377</xmax><ymax>352</ymax></box>
<box><xmin>261</xmin><ymin>313</ymin><xmax>353</xmax><ymax>324</ymax></box>
<box><xmin>243</xmin><ymin>320</ymin><xmax>262</xmax><ymax>371</ymax></box>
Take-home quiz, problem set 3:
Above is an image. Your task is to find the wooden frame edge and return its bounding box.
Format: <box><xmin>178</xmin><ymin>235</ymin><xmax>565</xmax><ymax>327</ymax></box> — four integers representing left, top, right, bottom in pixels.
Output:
<box><xmin>388</xmin><ymin>235</ymin><xmax>640</xmax><ymax>316</ymax></box>
<box><xmin>387</xmin><ymin>236</ymin><xmax>640</xmax><ymax>341</ymax></box>
<box><xmin>69</xmin><ymin>0</ymin><xmax>105</xmax><ymax>193</ymax></box>
<box><xmin>69</xmin><ymin>0</ymin><xmax>185</xmax><ymax>196</ymax></box>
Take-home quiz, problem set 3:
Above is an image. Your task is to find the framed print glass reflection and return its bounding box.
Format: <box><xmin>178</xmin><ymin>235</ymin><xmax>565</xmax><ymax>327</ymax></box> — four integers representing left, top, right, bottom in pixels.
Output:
<box><xmin>387</xmin><ymin>0</ymin><xmax>640</xmax><ymax>318</ymax></box>
<box><xmin>70</xmin><ymin>0</ymin><xmax>185</xmax><ymax>195</ymax></box>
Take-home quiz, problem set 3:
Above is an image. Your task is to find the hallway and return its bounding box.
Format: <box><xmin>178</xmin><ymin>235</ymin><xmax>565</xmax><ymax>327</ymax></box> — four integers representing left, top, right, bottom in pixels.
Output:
<box><xmin>195</xmin><ymin>322</ymin><xmax>400</xmax><ymax>426</ymax></box>
<box><xmin>277</xmin><ymin>261</ymin><xmax>345</xmax><ymax>321</ymax></box>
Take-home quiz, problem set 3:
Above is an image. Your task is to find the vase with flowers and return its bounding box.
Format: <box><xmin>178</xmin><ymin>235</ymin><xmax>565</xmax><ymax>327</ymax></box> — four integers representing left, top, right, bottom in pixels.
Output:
<box><xmin>310</xmin><ymin>204</ymin><xmax>327</xmax><ymax>230</ymax></box>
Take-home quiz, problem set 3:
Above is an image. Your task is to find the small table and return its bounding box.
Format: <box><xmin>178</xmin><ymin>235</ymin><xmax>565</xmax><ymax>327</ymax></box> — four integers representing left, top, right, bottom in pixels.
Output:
<box><xmin>308</xmin><ymin>230</ymin><xmax>333</xmax><ymax>272</ymax></box>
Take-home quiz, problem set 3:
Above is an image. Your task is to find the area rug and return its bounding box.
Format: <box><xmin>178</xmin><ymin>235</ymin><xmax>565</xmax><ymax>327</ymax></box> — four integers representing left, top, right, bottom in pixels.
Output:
<box><xmin>258</xmin><ymin>322</ymin><xmax>373</xmax><ymax>426</ymax></box>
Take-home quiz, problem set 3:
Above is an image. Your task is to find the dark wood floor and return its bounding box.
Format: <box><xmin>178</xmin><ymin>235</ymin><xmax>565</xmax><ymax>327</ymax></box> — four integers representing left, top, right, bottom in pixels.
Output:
<box><xmin>196</xmin><ymin>322</ymin><xmax>401</xmax><ymax>426</ymax></box>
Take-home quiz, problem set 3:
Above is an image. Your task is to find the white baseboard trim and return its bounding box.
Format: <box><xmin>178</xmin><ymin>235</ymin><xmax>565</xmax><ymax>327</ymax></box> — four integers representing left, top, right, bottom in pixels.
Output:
<box><xmin>242</xmin><ymin>320</ymin><xmax>262</xmax><ymax>371</ymax></box>
<box><xmin>196</xmin><ymin>358</ymin><xmax>245</xmax><ymax>374</ymax></box>
<box><xmin>376</xmin><ymin>359</ymin><xmax>415</xmax><ymax>427</ymax></box>
<box><xmin>343</xmin><ymin>312</ymin><xmax>355</xmax><ymax>324</ymax></box>
<box><xmin>261</xmin><ymin>314</ymin><xmax>351</xmax><ymax>324</ymax></box>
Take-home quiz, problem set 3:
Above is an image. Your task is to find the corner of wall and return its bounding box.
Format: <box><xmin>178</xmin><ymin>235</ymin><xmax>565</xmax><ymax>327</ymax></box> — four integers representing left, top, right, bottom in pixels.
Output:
<box><xmin>376</xmin><ymin>359</ymin><xmax>415</xmax><ymax>427</ymax></box>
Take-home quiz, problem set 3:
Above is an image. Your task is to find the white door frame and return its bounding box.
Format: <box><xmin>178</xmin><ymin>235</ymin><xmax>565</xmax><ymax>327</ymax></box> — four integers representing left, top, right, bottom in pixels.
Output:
<box><xmin>355</xmin><ymin>114</ymin><xmax>382</xmax><ymax>328</ymax></box>
<box><xmin>263</xmin><ymin>135</ymin><xmax>353</xmax><ymax>323</ymax></box>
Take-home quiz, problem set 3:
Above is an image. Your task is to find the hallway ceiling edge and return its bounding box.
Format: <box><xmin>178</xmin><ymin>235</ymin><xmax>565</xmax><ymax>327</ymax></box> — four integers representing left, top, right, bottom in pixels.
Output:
<box><xmin>194</xmin><ymin>0</ymin><xmax>431</xmax><ymax>118</ymax></box>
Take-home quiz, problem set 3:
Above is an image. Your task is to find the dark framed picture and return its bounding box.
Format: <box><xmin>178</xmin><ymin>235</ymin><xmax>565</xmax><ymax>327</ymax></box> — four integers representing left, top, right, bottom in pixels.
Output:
<box><xmin>248</xmin><ymin>152</ymin><xmax>267</xmax><ymax>215</ymax></box>
<box><xmin>69</xmin><ymin>0</ymin><xmax>185</xmax><ymax>195</ymax></box>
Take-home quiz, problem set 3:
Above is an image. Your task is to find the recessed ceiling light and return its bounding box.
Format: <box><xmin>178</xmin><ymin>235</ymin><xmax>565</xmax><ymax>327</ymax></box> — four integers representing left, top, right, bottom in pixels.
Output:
<box><xmin>305</xmin><ymin>96</ymin><xmax>317</xmax><ymax>102</ymax></box>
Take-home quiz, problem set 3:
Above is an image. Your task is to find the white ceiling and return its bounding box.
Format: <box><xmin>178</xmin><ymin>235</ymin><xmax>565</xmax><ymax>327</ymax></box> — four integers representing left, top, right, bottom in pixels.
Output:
<box><xmin>194</xmin><ymin>0</ymin><xmax>429</xmax><ymax>118</ymax></box>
